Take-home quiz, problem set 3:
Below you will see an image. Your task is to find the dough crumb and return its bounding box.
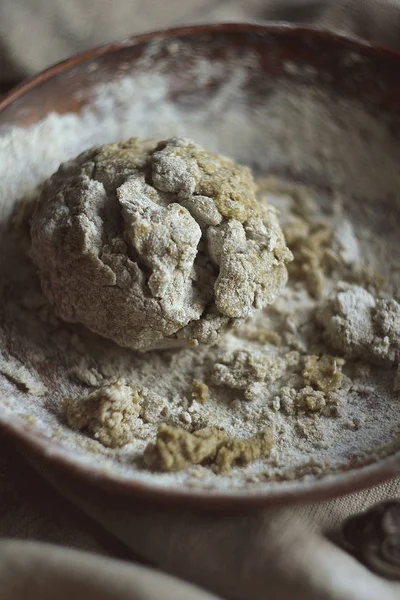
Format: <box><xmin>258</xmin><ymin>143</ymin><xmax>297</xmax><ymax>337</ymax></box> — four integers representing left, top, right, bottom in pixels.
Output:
<box><xmin>139</xmin><ymin>389</ymin><xmax>167</xmax><ymax>424</ymax></box>
<box><xmin>212</xmin><ymin>349</ymin><xmax>286</xmax><ymax>397</ymax></box>
<box><xmin>144</xmin><ymin>424</ymin><xmax>274</xmax><ymax>473</ymax></box>
<box><xmin>318</xmin><ymin>282</ymin><xmax>400</xmax><ymax>364</ymax></box>
<box><xmin>191</xmin><ymin>380</ymin><xmax>209</xmax><ymax>404</ymax></box>
<box><xmin>303</xmin><ymin>354</ymin><xmax>345</xmax><ymax>394</ymax></box>
<box><xmin>280</xmin><ymin>384</ymin><xmax>346</xmax><ymax>416</ymax></box>
<box><xmin>277</xmin><ymin>353</ymin><xmax>348</xmax><ymax>417</ymax></box>
<box><xmin>215</xmin><ymin>427</ymin><xmax>274</xmax><ymax>474</ymax></box>
<box><xmin>284</xmin><ymin>219</ymin><xmax>333</xmax><ymax>298</ymax></box>
<box><xmin>143</xmin><ymin>424</ymin><xmax>228</xmax><ymax>471</ymax></box>
<box><xmin>64</xmin><ymin>380</ymin><xmax>144</xmax><ymax>448</ymax></box>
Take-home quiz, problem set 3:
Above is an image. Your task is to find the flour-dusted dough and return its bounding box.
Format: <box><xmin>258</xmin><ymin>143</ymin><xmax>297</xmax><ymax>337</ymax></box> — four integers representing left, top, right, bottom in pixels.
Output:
<box><xmin>318</xmin><ymin>282</ymin><xmax>400</xmax><ymax>364</ymax></box>
<box><xmin>31</xmin><ymin>137</ymin><xmax>292</xmax><ymax>351</ymax></box>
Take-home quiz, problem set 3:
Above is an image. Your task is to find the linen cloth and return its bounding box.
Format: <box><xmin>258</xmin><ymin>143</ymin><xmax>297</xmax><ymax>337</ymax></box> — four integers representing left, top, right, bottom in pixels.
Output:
<box><xmin>1</xmin><ymin>2</ymin><xmax>400</xmax><ymax>599</ymax></box>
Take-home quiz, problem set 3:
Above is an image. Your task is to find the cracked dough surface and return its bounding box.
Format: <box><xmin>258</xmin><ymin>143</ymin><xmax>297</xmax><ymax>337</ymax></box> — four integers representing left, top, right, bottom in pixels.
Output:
<box><xmin>30</xmin><ymin>137</ymin><xmax>292</xmax><ymax>351</ymax></box>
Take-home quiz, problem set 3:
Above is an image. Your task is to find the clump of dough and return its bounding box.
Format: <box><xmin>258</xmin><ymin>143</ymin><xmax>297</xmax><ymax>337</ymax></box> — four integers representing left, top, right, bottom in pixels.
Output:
<box><xmin>280</xmin><ymin>385</ymin><xmax>345</xmax><ymax>416</ymax></box>
<box><xmin>284</xmin><ymin>219</ymin><xmax>332</xmax><ymax>298</ymax></box>
<box><xmin>214</xmin><ymin>427</ymin><xmax>274</xmax><ymax>474</ymax></box>
<box><xmin>303</xmin><ymin>354</ymin><xmax>345</xmax><ymax>394</ymax></box>
<box><xmin>64</xmin><ymin>380</ymin><xmax>142</xmax><ymax>448</ymax></box>
<box><xmin>191</xmin><ymin>380</ymin><xmax>209</xmax><ymax>404</ymax></box>
<box><xmin>144</xmin><ymin>424</ymin><xmax>228</xmax><ymax>471</ymax></box>
<box><xmin>211</xmin><ymin>348</ymin><xmax>299</xmax><ymax>400</ymax></box>
<box><xmin>278</xmin><ymin>354</ymin><xmax>346</xmax><ymax>416</ymax></box>
<box><xmin>318</xmin><ymin>282</ymin><xmax>400</xmax><ymax>364</ymax></box>
<box><xmin>31</xmin><ymin>137</ymin><xmax>292</xmax><ymax>351</ymax></box>
<box><xmin>143</xmin><ymin>423</ymin><xmax>274</xmax><ymax>473</ymax></box>
<box><xmin>212</xmin><ymin>349</ymin><xmax>286</xmax><ymax>389</ymax></box>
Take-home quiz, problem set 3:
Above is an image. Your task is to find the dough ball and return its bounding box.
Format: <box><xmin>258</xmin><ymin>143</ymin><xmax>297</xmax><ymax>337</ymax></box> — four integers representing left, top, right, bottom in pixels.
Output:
<box><xmin>31</xmin><ymin>137</ymin><xmax>292</xmax><ymax>351</ymax></box>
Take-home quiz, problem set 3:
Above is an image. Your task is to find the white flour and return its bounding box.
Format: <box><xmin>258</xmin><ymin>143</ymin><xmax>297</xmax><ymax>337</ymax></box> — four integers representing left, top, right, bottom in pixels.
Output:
<box><xmin>1</xmin><ymin>45</ymin><xmax>400</xmax><ymax>492</ymax></box>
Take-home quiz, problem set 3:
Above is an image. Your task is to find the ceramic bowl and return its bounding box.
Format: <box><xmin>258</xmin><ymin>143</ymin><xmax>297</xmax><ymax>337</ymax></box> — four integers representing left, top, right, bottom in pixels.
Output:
<box><xmin>1</xmin><ymin>24</ymin><xmax>400</xmax><ymax>508</ymax></box>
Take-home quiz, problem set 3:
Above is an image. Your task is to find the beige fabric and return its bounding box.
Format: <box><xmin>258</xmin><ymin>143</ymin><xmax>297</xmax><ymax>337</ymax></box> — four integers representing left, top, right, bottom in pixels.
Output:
<box><xmin>2</xmin><ymin>0</ymin><xmax>400</xmax><ymax>82</ymax></box>
<box><xmin>1</xmin><ymin>1</ymin><xmax>400</xmax><ymax>599</ymax></box>
<box><xmin>31</xmin><ymin>459</ymin><xmax>400</xmax><ymax>600</ymax></box>
<box><xmin>0</xmin><ymin>539</ymin><xmax>220</xmax><ymax>600</ymax></box>
<box><xmin>0</xmin><ymin>434</ymin><xmax>399</xmax><ymax>600</ymax></box>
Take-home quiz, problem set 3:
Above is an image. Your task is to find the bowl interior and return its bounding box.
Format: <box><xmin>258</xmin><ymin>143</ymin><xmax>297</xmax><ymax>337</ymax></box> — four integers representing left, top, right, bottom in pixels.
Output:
<box><xmin>1</xmin><ymin>24</ymin><xmax>400</xmax><ymax>506</ymax></box>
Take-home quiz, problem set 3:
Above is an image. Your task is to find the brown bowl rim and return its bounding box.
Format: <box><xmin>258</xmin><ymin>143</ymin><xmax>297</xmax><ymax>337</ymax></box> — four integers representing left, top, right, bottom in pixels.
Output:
<box><xmin>1</xmin><ymin>22</ymin><xmax>400</xmax><ymax>509</ymax></box>
<box><xmin>2</xmin><ymin>21</ymin><xmax>400</xmax><ymax>112</ymax></box>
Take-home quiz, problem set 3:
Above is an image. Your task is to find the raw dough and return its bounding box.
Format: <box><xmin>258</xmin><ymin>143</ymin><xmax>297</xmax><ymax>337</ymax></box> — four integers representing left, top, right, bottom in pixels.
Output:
<box><xmin>143</xmin><ymin>423</ymin><xmax>274</xmax><ymax>473</ymax></box>
<box><xmin>64</xmin><ymin>379</ymin><xmax>143</xmax><ymax>448</ymax></box>
<box><xmin>318</xmin><ymin>282</ymin><xmax>400</xmax><ymax>364</ymax></box>
<box><xmin>30</xmin><ymin>137</ymin><xmax>292</xmax><ymax>351</ymax></box>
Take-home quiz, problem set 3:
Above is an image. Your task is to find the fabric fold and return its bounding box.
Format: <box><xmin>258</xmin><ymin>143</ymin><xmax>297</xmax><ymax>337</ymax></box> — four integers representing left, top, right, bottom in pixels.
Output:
<box><xmin>0</xmin><ymin>539</ymin><xmax>221</xmax><ymax>600</ymax></box>
<box><xmin>30</xmin><ymin>453</ymin><xmax>400</xmax><ymax>600</ymax></box>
